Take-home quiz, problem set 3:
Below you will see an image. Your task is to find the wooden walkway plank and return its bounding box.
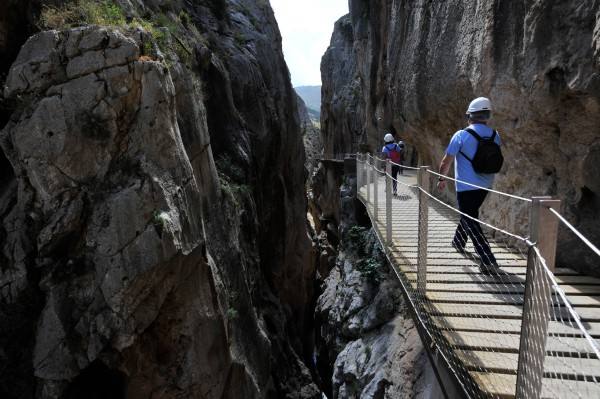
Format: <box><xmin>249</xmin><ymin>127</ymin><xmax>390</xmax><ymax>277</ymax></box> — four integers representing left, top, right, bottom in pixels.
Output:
<box><xmin>396</xmin><ymin>258</ymin><xmax>528</xmax><ymax>267</ymax></box>
<box><xmin>471</xmin><ymin>372</ymin><xmax>600</xmax><ymax>398</ymax></box>
<box><xmin>427</xmin><ymin>291</ymin><xmax>600</xmax><ymax>307</ymax></box>
<box><xmin>432</xmin><ymin>316</ymin><xmax>600</xmax><ymax>337</ymax></box>
<box><xmin>428</xmin><ymin>302</ymin><xmax>600</xmax><ymax>322</ymax></box>
<box><xmin>403</xmin><ymin>272</ymin><xmax>600</xmax><ymax>286</ymax></box>
<box><xmin>400</xmin><ymin>265</ymin><xmax>576</xmax><ymax>276</ymax></box>
<box><xmin>457</xmin><ymin>350</ymin><xmax>600</xmax><ymax>378</ymax></box>
<box><xmin>412</xmin><ymin>281</ymin><xmax>600</xmax><ymax>295</ymax></box>
<box><xmin>442</xmin><ymin>331</ymin><xmax>598</xmax><ymax>356</ymax></box>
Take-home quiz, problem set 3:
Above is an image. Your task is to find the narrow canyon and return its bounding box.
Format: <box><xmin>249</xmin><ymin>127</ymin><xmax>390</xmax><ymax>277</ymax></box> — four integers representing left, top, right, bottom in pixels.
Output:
<box><xmin>1</xmin><ymin>1</ymin><xmax>599</xmax><ymax>398</ymax></box>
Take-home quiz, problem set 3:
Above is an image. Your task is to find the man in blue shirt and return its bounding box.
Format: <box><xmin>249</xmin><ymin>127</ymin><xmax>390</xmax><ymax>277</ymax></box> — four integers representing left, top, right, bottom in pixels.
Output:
<box><xmin>436</xmin><ymin>97</ymin><xmax>500</xmax><ymax>272</ymax></box>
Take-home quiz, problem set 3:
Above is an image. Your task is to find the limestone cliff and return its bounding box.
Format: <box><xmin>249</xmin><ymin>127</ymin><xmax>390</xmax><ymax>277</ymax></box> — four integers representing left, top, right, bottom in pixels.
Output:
<box><xmin>321</xmin><ymin>0</ymin><xmax>600</xmax><ymax>275</ymax></box>
<box><xmin>321</xmin><ymin>15</ymin><xmax>364</xmax><ymax>157</ymax></box>
<box><xmin>0</xmin><ymin>1</ymin><xmax>318</xmax><ymax>398</ymax></box>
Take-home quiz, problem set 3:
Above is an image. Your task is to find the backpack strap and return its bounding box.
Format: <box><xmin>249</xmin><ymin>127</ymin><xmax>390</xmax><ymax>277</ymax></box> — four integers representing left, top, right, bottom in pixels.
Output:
<box><xmin>463</xmin><ymin>128</ymin><xmax>483</xmax><ymax>141</ymax></box>
<box><xmin>458</xmin><ymin>128</ymin><xmax>479</xmax><ymax>162</ymax></box>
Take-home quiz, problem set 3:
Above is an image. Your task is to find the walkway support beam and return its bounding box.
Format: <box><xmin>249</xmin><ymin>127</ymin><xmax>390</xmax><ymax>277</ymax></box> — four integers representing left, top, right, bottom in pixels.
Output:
<box><xmin>385</xmin><ymin>159</ymin><xmax>392</xmax><ymax>247</ymax></box>
<box><xmin>366</xmin><ymin>155</ymin><xmax>371</xmax><ymax>205</ymax></box>
<box><xmin>417</xmin><ymin>166</ymin><xmax>430</xmax><ymax>298</ymax></box>
<box><xmin>360</xmin><ymin>153</ymin><xmax>369</xmax><ymax>194</ymax></box>
<box><xmin>516</xmin><ymin>196</ymin><xmax>561</xmax><ymax>399</ymax></box>
<box><xmin>374</xmin><ymin>158</ymin><xmax>379</xmax><ymax>221</ymax></box>
<box><xmin>357</xmin><ymin>153</ymin><xmax>362</xmax><ymax>189</ymax></box>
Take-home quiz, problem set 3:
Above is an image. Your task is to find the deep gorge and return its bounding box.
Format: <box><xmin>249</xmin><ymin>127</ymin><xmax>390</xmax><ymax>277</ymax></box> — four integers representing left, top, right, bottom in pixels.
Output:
<box><xmin>2</xmin><ymin>0</ymin><xmax>600</xmax><ymax>398</ymax></box>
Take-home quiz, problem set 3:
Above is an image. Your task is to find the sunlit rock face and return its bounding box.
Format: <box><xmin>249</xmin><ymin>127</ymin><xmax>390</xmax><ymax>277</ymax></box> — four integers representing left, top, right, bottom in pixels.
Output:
<box><xmin>321</xmin><ymin>0</ymin><xmax>600</xmax><ymax>275</ymax></box>
<box><xmin>0</xmin><ymin>1</ymin><xmax>319</xmax><ymax>397</ymax></box>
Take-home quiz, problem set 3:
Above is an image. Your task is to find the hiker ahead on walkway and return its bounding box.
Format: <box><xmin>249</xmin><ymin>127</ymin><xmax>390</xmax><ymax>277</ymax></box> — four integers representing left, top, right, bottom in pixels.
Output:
<box><xmin>382</xmin><ymin>133</ymin><xmax>404</xmax><ymax>195</ymax></box>
<box><xmin>436</xmin><ymin>97</ymin><xmax>504</xmax><ymax>273</ymax></box>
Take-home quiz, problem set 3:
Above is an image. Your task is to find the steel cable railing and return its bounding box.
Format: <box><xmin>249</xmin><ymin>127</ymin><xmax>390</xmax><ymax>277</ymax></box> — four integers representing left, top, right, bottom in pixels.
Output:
<box><xmin>547</xmin><ymin>208</ymin><xmax>600</xmax><ymax>258</ymax></box>
<box><xmin>354</xmin><ymin>153</ymin><xmax>600</xmax><ymax>399</ymax></box>
<box><xmin>426</xmin><ymin>169</ymin><xmax>532</xmax><ymax>203</ymax></box>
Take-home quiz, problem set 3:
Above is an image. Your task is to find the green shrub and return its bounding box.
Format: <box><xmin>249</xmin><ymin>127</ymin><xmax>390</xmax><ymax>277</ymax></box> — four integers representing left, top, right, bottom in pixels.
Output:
<box><xmin>357</xmin><ymin>258</ymin><xmax>381</xmax><ymax>281</ymax></box>
<box><xmin>39</xmin><ymin>0</ymin><xmax>126</xmax><ymax>29</ymax></box>
<box><xmin>347</xmin><ymin>226</ymin><xmax>367</xmax><ymax>247</ymax></box>
<box><xmin>215</xmin><ymin>154</ymin><xmax>245</xmax><ymax>183</ymax></box>
<box><xmin>234</xmin><ymin>32</ymin><xmax>246</xmax><ymax>47</ymax></box>
<box><xmin>179</xmin><ymin>10</ymin><xmax>191</xmax><ymax>27</ymax></box>
<box><xmin>226</xmin><ymin>308</ymin><xmax>239</xmax><ymax>320</ymax></box>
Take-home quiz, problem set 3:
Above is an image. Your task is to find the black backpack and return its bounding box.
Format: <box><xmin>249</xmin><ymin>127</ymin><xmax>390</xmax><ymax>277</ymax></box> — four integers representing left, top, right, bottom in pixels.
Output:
<box><xmin>459</xmin><ymin>128</ymin><xmax>504</xmax><ymax>174</ymax></box>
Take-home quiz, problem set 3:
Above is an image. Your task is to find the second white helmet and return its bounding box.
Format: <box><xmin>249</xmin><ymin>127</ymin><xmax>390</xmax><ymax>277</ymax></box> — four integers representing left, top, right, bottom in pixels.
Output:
<box><xmin>466</xmin><ymin>97</ymin><xmax>492</xmax><ymax>114</ymax></box>
<box><xmin>384</xmin><ymin>133</ymin><xmax>394</xmax><ymax>143</ymax></box>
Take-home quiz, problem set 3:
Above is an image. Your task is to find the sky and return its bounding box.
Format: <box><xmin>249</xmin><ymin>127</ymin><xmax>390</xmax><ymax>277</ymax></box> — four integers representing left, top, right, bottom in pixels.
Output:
<box><xmin>270</xmin><ymin>0</ymin><xmax>349</xmax><ymax>87</ymax></box>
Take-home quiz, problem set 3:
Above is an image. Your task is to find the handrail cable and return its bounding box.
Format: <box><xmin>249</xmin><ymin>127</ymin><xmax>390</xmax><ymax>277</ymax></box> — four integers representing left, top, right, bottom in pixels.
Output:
<box><xmin>390</xmin><ymin>160</ymin><xmax>420</xmax><ymax>170</ymax></box>
<box><xmin>364</xmin><ymin>156</ymin><xmax>528</xmax><ymax>241</ymax></box>
<box><xmin>426</xmin><ymin>169</ymin><xmax>532</xmax><ymax>202</ymax></box>
<box><xmin>365</xmin><ymin>152</ymin><xmax>600</xmax><ymax>253</ymax></box>
<box><xmin>417</xmin><ymin>186</ymin><xmax>528</xmax><ymax>242</ymax></box>
<box><xmin>548</xmin><ymin>207</ymin><xmax>600</xmax><ymax>257</ymax></box>
<box><xmin>374</xmin><ymin>155</ymin><xmax>420</xmax><ymax>170</ymax></box>
<box><xmin>386</xmin><ymin>173</ymin><xmax>418</xmax><ymax>188</ymax></box>
<box><xmin>373</xmin><ymin>165</ymin><xmax>386</xmax><ymax>174</ymax></box>
<box><xmin>534</xmin><ymin>246</ymin><xmax>600</xmax><ymax>359</ymax></box>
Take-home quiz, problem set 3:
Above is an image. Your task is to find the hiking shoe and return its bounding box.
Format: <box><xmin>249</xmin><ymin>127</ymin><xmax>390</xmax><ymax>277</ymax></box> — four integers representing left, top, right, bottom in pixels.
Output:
<box><xmin>451</xmin><ymin>241</ymin><xmax>467</xmax><ymax>255</ymax></box>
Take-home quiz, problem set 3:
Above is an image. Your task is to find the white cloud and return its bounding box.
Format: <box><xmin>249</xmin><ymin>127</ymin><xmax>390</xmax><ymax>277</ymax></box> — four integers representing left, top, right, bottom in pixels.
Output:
<box><xmin>270</xmin><ymin>0</ymin><xmax>349</xmax><ymax>87</ymax></box>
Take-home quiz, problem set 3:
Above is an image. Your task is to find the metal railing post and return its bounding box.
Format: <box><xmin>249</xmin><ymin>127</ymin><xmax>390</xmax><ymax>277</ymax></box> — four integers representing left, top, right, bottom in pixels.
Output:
<box><xmin>356</xmin><ymin>153</ymin><xmax>362</xmax><ymax>190</ymax></box>
<box><xmin>385</xmin><ymin>159</ymin><xmax>392</xmax><ymax>247</ymax></box>
<box><xmin>536</xmin><ymin>199</ymin><xmax>560</xmax><ymax>273</ymax></box>
<box><xmin>374</xmin><ymin>158</ymin><xmax>379</xmax><ymax>222</ymax></box>
<box><xmin>516</xmin><ymin>197</ymin><xmax>561</xmax><ymax>399</ymax></box>
<box><xmin>362</xmin><ymin>155</ymin><xmax>367</xmax><ymax>194</ymax></box>
<box><xmin>417</xmin><ymin>166</ymin><xmax>430</xmax><ymax>297</ymax></box>
<box><xmin>366</xmin><ymin>155</ymin><xmax>371</xmax><ymax>205</ymax></box>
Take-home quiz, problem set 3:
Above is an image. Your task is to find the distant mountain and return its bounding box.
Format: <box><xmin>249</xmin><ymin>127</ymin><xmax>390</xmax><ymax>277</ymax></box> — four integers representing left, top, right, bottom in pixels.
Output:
<box><xmin>306</xmin><ymin>107</ymin><xmax>320</xmax><ymax>122</ymax></box>
<box><xmin>295</xmin><ymin>85</ymin><xmax>321</xmax><ymax>116</ymax></box>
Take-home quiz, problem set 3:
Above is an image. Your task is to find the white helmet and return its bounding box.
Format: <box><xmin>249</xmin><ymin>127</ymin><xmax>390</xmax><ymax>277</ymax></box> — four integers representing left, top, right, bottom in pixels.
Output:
<box><xmin>384</xmin><ymin>133</ymin><xmax>394</xmax><ymax>143</ymax></box>
<box><xmin>466</xmin><ymin>97</ymin><xmax>492</xmax><ymax>114</ymax></box>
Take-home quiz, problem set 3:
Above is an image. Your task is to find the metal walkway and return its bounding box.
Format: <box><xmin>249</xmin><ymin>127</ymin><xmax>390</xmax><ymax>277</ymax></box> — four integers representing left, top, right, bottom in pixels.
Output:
<box><xmin>355</xmin><ymin>157</ymin><xmax>600</xmax><ymax>399</ymax></box>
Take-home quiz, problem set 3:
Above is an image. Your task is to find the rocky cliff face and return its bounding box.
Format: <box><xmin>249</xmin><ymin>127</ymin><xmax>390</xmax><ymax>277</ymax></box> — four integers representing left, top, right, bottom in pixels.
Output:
<box><xmin>0</xmin><ymin>1</ymin><xmax>319</xmax><ymax>398</ymax></box>
<box><xmin>321</xmin><ymin>0</ymin><xmax>600</xmax><ymax>275</ymax></box>
<box><xmin>321</xmin><ymin>15</ymin><xmax>364</xmax><ymax>157</ymax></box>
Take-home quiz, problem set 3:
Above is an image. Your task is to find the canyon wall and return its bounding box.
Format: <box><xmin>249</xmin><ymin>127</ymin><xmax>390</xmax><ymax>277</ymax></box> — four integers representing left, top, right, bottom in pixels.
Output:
<box><xmin>297</xmin><ymin>95</ymin><xmax>322</xmax><ymax>182</ymax></box>
<box><xmin>321</xmin><ymin>0</ymin><xmax>600</xmax><ymax>275</ymax></box>
<box><xmin>0</xmin><ymin>1</ymin><xmax>319</xmax><ymax>398</ymax></box>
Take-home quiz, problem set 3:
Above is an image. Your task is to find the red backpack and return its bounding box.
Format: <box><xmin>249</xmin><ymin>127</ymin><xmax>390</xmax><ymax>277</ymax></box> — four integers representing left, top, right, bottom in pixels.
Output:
<box><xmin>385</xmin><ymin>144</ymin><xmax>402</xmax><ymax>163</ymax></box>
